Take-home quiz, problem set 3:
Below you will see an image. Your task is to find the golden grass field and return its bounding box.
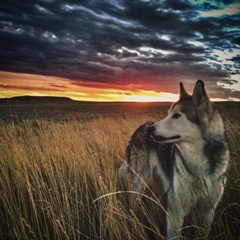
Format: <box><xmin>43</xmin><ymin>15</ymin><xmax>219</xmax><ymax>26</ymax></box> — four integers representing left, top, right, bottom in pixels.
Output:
<box><xmin>0</xmin><ymin>98</ymin><xmax>239</xmax><ymax>239</ymax></box>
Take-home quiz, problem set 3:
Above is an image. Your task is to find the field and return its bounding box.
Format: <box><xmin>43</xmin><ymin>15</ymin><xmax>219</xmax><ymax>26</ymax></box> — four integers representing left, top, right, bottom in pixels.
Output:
<box><xmin>0</xmin><ymin>97</ymin><xmax>240</xmax><ymax>240</ymax></box>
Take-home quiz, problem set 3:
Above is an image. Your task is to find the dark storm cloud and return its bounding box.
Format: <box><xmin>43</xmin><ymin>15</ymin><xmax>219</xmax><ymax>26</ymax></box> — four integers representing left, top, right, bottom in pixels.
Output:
<box><xmin>0</xmin><ymin>0</ymin><xmax>239</xmax><ymax>99</ymax></box>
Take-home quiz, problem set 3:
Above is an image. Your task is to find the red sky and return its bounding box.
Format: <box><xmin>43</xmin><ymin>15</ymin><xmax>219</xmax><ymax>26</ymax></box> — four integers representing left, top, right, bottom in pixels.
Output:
<box><xmin>0</xmin><ymin>2</ymin><xmax>239</xmax><ymax>102</ymax></box>
<box><xmin>0</xmin><ymin>71</ymin><xmax>180</xmax><ymax>102</ymax></box>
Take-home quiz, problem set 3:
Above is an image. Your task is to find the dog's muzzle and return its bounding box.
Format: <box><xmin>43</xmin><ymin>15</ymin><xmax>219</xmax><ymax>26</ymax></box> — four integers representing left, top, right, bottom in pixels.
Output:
<box><xmin>148</xmin><ymin>125</ymin><xmax>180</xmax><ymax>142</ymax></box>
<box><xmin>148</xmin><ymin>125</ymin><xmax>155</xmax><ymax>134</ymax></box>
<box><xmin>148</xmin><ymin>125</ymin><xmax>159</xmax><ymax>141</ymax></box>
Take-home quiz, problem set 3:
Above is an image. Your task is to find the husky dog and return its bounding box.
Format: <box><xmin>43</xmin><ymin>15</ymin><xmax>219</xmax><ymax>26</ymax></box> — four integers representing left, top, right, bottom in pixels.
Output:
<box><xmin>118</xmin><ymin>80</ymin><xmax>229</xmax><ymax>239</ymax></box>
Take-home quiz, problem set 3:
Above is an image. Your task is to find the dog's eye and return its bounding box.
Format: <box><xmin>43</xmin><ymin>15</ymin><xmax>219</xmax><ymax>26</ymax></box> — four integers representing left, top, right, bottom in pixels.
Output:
<box><xmin>172</xmin><ymin>113</ymin><xmax>181</xmax><ymax>119</ymax></box>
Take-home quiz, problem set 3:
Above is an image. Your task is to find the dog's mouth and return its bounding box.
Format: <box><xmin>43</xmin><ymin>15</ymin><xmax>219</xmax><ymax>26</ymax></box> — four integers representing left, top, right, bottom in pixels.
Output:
<box><xmin>150</xmin><ymin>134</ymin><xmax>181</xmax><ymax>142</ymax></box>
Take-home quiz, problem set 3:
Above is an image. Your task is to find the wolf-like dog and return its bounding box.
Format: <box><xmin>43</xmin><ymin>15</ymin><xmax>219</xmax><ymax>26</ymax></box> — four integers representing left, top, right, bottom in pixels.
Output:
<box><xmin>118</xmin><ymin>80</ymin><xmax>229</xmax><ymax>239</ymax></box>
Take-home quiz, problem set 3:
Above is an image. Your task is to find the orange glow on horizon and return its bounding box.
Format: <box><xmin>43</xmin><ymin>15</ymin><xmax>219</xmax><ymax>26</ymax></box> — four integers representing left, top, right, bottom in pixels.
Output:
<box><xmin>0</xmin><ymin>71</ymin><xmax>180</xmax><ymax>102</ymax></box>
<box><xmin>1</xmin><ymin>71</ymin><xmax>235</xmax><ymax>102</ymax></box>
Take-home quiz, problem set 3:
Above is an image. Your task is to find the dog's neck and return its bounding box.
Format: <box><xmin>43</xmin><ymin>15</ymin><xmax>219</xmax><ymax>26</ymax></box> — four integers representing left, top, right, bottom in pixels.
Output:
<box><xmin>174</xmin><ymin>140</ymin><xmax>208</xmax><ymax>174</ymax></box>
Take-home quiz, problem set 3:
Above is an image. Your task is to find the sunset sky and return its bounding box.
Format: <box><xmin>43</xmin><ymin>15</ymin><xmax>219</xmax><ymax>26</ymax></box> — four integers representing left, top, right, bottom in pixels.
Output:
<box><xmin>0</xmin><ymin>0</ymin><xmax>239</xmax><ymax>102</ymax></box>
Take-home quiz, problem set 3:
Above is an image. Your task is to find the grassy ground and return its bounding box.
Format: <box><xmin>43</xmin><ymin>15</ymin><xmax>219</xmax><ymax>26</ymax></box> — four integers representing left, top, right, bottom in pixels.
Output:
<box><xmin>0</xmin><ymin>99</ymin><xmax>239</xmax><ymax>239</ymax></box>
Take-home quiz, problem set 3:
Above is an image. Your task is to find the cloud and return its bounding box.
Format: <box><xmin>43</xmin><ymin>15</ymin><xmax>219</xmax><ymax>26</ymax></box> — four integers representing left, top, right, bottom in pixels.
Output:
<box><xmin>199</xmin><ymin>2</ymin><xmax>240</xmax><ymax>18</ymax></box>
<box><xmin>0</xmin><ymin>83</ymin><xmax>60</xmax><ymax>92</ymax></box>
<box><xmin>0</xmin><ymin>0</ymin><xmax>239</xmax><ymax>100</ymax></box>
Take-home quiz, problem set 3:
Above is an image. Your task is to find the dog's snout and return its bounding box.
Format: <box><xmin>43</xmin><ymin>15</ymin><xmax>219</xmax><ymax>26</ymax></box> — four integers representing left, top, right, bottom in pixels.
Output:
<box><xmin>148</xmin><ymin>125</ymin><xmax>155</xmax><ymax>134</ymax></box>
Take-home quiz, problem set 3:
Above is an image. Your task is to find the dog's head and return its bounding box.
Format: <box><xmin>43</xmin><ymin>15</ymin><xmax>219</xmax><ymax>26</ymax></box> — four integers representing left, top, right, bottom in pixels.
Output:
<box><xmin>148</xmin><ymin>80</ymin><xmax>213</xmax><ymax>144</ymax></box>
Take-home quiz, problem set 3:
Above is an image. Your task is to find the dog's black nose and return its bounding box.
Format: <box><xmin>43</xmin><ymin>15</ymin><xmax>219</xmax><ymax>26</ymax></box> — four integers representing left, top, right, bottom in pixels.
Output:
<box><xmin>148</xmin><ymin>125</ymin><xmax>155</xmax><ymax>134</ymax></box>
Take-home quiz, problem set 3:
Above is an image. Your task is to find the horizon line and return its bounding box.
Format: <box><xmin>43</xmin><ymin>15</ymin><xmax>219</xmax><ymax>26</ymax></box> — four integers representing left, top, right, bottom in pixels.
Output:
<box><xmin>1</xmin><ymin>94</ymin><xmax>239</xmax><ymax>103</ymax></box>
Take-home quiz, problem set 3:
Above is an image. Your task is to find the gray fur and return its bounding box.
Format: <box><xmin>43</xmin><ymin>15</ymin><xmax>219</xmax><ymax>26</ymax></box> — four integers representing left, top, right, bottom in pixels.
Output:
<box><xmin>118</xmin><ymin>80</ymin><xmax>229</xmax><ymax>239</ymax></box>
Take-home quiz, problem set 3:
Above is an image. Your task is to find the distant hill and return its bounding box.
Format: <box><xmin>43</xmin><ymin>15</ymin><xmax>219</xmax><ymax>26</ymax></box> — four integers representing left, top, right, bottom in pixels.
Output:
<box><xmin>0</xmin><ymin>96</ymin><xmax>75</xmax><ymax>103</ymax></box>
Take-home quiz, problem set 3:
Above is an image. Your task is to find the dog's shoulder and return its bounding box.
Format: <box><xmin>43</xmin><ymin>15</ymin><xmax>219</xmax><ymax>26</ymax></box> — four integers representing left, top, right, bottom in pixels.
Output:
<box><xmin>128</xmin><ymin>121</ymin><xmax>156</xmax><ymax>149</ymax></box>
<box><xmin>126</xmin><ymin>121</ymin><xmax>175</xmax><ymax>181</ymax></box>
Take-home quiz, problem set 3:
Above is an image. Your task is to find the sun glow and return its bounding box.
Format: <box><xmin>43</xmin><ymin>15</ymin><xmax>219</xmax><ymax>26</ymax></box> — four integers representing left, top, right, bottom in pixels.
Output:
<box><xmin>117</xmin><ymin>90</ymin><xmax>179</xmax><ymax>102</ymax></box>
<box><xmin>0</xmin><ymin>71</ymin><xmax>179</xmax><ymax>102</ymax></box>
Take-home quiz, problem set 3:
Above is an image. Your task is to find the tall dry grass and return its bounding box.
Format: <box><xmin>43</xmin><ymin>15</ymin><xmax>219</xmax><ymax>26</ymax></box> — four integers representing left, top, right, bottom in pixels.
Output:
<box><xmin>0</xmin><ymin>112</ymin><xmax>239</xmax><ymax>240</ymax></box>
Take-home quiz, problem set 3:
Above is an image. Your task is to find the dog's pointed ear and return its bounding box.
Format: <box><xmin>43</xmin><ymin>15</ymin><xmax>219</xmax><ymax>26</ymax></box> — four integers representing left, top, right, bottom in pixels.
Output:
<box><xmin>192</xmin><ymin>80</ymin><xmax>213</xmax><ymax>118</ymax></box>
<box><xmin>179</xmin><ymin>82</ymin><xmax>190</xmax><ymax>99</ymax></box>
<box><xmin>192</xmin><ymin>80</ymin><xmax>207</xmax><ymax>106</ymax></box>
